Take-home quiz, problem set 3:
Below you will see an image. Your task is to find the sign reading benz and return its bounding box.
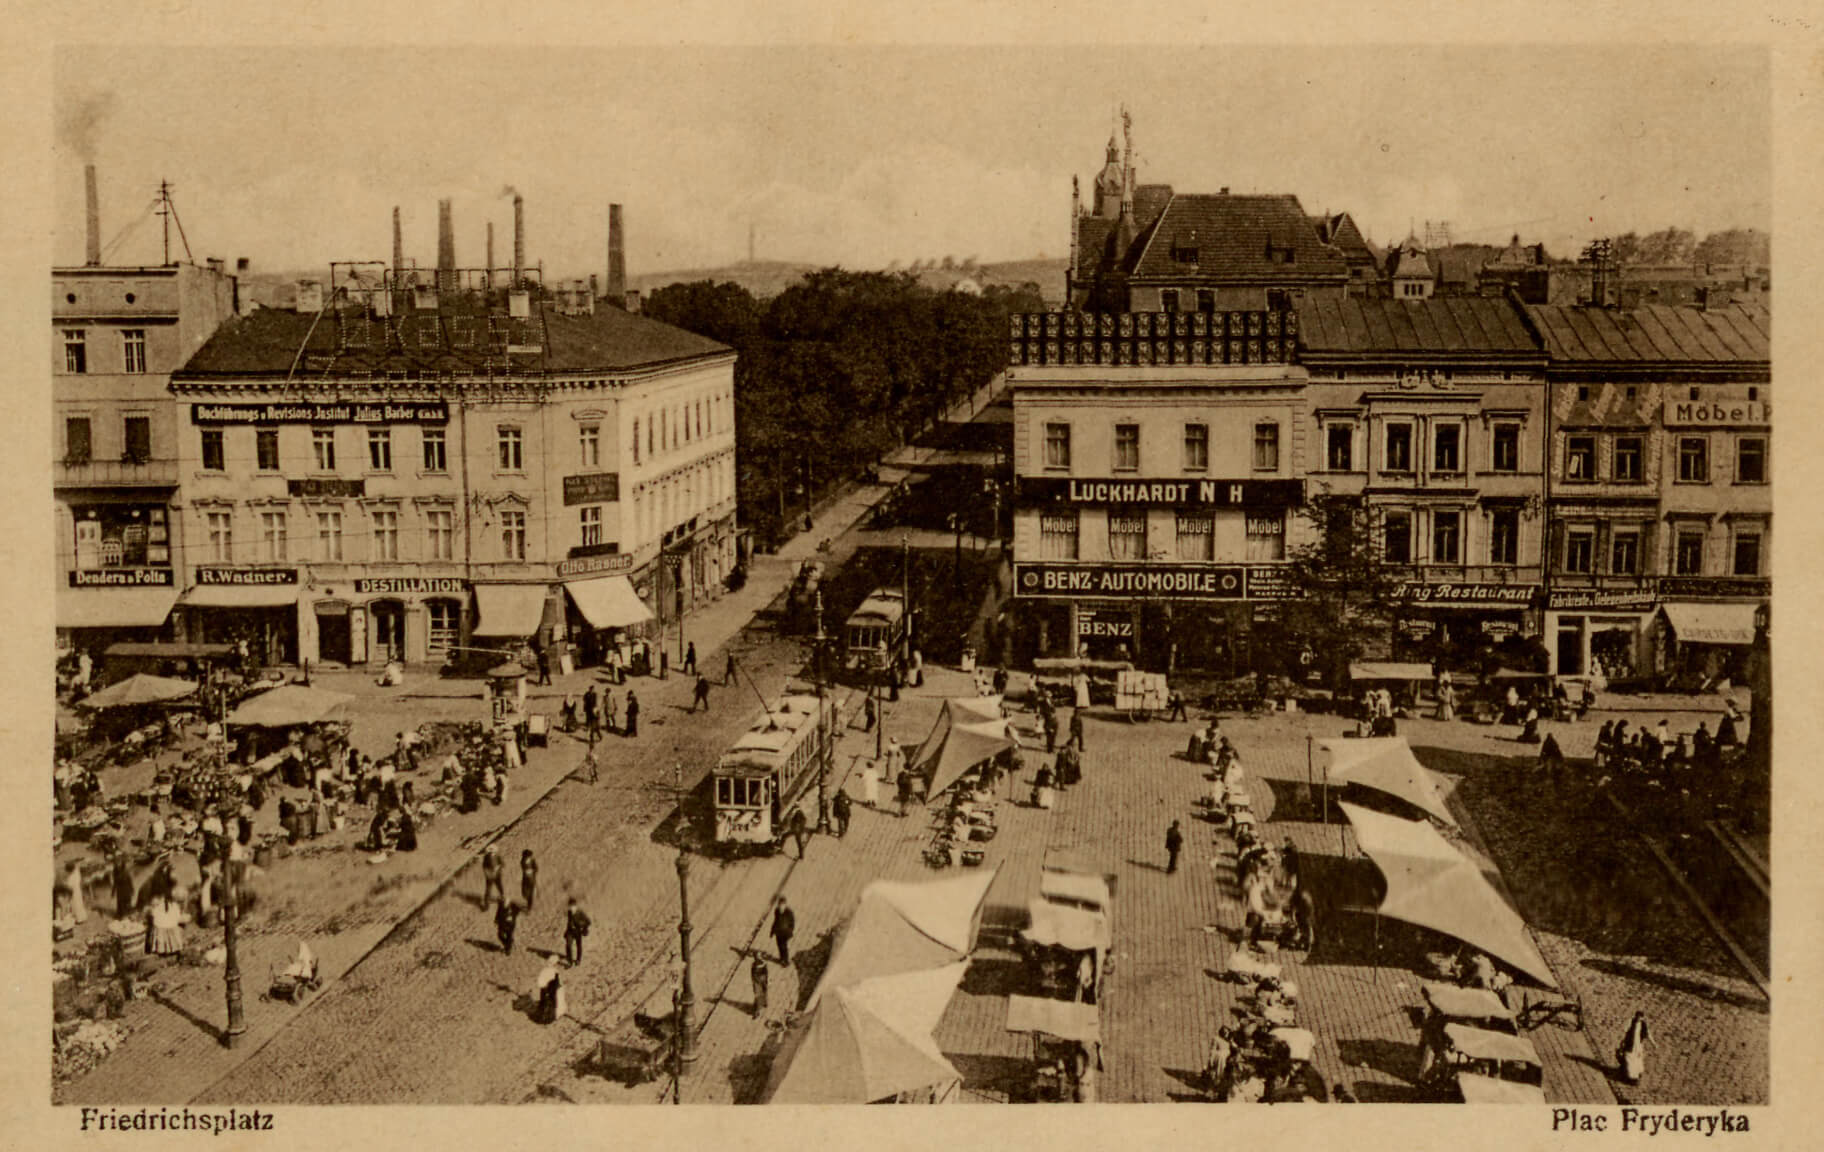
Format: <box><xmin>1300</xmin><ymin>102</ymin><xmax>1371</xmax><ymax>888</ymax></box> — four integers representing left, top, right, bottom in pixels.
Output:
<box><xmin>1015</xmin><ymin>563</ymin><xmax>1246</xmax><ymax>599</ymax></box>
<box><xmin>192</xmin><ymin>401</ymin><xmax>449</xmax><ymax>425</ymax></box>
<box><xmin>1019</xmin><ymin>477</ymin><xmax>1304</xmax><ymax>508</ymax></box>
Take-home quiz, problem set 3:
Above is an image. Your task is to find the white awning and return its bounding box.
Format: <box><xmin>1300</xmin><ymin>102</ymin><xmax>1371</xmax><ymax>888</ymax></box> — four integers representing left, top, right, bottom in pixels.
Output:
<box><xmin>57</xmin><ymin>586</ymin><xmax>180</xmax><ymax>629</ymax></box>
<box><xmin>564</xmin><ymin>575</ymin><xmax>653</xmax><ymax>630</ymax></box>
<box><xmin>181</xmin><ymin>583</ymin><xmax>300</xmax><ymax>609</ymax></box>
<box><xmin>471</xmin><ymin>583</ymin><xmax>549</xmax><ymax>637</ymax></box>
<box><xmin>1659</xmin><ymin>602</ymin><xmax>1758</xmax><ymax>646</ymax></box>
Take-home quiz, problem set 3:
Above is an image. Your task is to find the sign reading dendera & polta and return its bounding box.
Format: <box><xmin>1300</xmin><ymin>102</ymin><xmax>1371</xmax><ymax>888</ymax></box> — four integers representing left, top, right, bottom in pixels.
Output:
<box><xmin>191</xmin><ymin>402</ymin><xmax>449</xmax><ymax>424</ymax></box>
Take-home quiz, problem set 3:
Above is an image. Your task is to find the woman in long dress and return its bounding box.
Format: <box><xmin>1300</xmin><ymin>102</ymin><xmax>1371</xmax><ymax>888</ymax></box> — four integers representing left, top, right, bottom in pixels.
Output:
<box><xmin>1616</xmin><ymin>1011</ymin><xmax>1649</xmax><ymax>1085</ymax></box>
<box><xmin>64</xmin><ymin>860</ymin><xmax>87</xmax><ymax>923</ymax></box>
<box><xmin>147</xmin><ymin>894</ymin><xmax>185</xmax><ymax>956</ymax></box>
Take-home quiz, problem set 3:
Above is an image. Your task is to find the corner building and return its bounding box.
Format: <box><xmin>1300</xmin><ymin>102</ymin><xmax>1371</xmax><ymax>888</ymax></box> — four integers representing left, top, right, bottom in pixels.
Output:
<box><xmin>168</xmin><ymin>274</ymin><xmax>735</xmax><ymax>669</ymax></box>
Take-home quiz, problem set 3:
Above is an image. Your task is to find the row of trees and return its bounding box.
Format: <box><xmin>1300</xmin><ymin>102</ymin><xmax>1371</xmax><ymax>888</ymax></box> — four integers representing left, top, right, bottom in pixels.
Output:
<box><xmin>1604</xmin><ymin>227</ymin><xmax>1769</xmax><ymax>268</ymax></box>
<box><xmin>644</xmin><ymin>270</ymin><xmax>1042</xmax><ymax>547</ymax></box>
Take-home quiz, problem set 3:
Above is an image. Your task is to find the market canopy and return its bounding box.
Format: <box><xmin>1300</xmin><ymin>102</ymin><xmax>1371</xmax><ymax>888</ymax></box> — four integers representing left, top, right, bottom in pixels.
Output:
<box><xmin>766</xmin><ymin>962</ymin><xmax>965</xmax><ymax>1105</ymax></box>
<box><xmin>911</xmin><ymin>698</ymin><xmax>1017</xmax><ymax>798</ymax></box>
<box><xmin>1659</xmin><ymin>602</ymin><xmax>1758</xmax><ymax>646</ymax></box>
<box><xmin>79</xmin><ymin>673</ymin><xmax>198</xmax><ymax>710</ymax></box>
<box><xmin>1318</xmin><ymin>737</ymin><xmax>1458</xmax><ymax>827</ymax></box>
<box><xmin>58</xmin><ymin>586</ymin><xmax>180</xmax><ymax>629</ymax></box>
<box><xmin>1339</xmin><ymin>801</ymin><xmax>1556</xmax><ymax>987</ymax></box>
<box><xmin>1024</xmin><ymin>899</ymin><xmax>1106</xmax><ymax>954</ymax></box>
<box><xmin>564</xmin><ymin>575</ymin><xmax>653</xmax><ymax>630</ymax></box>
<box><xmin>1349</xmin><ymin>662</ymin><xmax>1435</xmax><ymax>682</ymax></box>
<box><xmin>471</xmin><ymin>583</ymin><xmax>548</xmax><ymax>637</ymax></box>
<box><xmin>809</xmin><ymin>867</ymin><xmax>998</xmax><ymax>1009</ymax></box>
<box><xmin>225</xmin><ymin>683</ymin><xmax>352</xmax><ymax>728</ymax></box>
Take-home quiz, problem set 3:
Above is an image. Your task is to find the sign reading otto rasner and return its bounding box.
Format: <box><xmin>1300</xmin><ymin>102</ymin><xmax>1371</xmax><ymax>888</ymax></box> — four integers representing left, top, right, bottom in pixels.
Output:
<box><xmin>192</xmin><ymin>401</ymin><xmax>449</xmax><ymax>425</ymax></box>
<box><xmin>1015</xmin><ymin>563</ymin><xmax>1246</xmax><ymax>599</ymax></box>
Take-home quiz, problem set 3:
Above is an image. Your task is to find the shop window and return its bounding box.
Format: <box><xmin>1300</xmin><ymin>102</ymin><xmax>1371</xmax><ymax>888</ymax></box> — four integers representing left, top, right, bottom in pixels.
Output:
<box><xmin>1677</xmin><ymin>436</ymin><xmax>1709</xmax><ymax>483</ymax></box>
<box><xmin>1040</xmin><ymin>511</ymin><xmax>1079</xmax><ymax>560</ymax></box>
<box><xmin>500</xmin><ymin>509</ymin><xmax>527</xmax><ymax>561</ymax></box>
<box><xmin>364</xmin><ymin>428</ymin><xmax>390</xmax><ymax>472</ymax></box>
<box><xmin>426</xmin><ymin>600</ymin><xmax>460</xmax><ymax>656</ymax></box>
<box><xmin>1491</xmin><ymin>423</ymin><xmax>1519</xmax><ymax>472</ymax></box>
<box><xmin>122</xmin><ymin>329</ymin><xmax>148</xmax><ymax>374</ymax></box>
<box><xmin>1253</xmin><ymin>423</ymin><xmax>1280</xmax><ymax>471</ymax></box>
<box><xmin>498</xmin><ymin>426</ymin><xmax>523</xmax><ymax>471</ymax></box>
<box><xmin>1732</xmin><ymin>528</ymin><xmax>1763</xmax><ymax>577</ymax></box>
<box><xmin>1108</xmin><ymin>509</ymin><xmax>1148</xmax><ymax>560</ymax></box>
<box><xmin>1044</xmin><ymin>423</ymin><xmax>1071</xmax><ymax>468</ymax></box>
<box><xmin>1326</xmin><ymin>424</ymin><xmax>1353</xmax><ymax>471</ymax></box>
<box><xmin>316</xmin><ymin>509</ymin><xmax>344</xmax><ymax>562</ymax></box>
<box><xmin>199</xmin><ymin>428</ymin><xmax>224</xmax><ymax>471</ymax></box>
<box><xmin>206</xmin><ymin>510</ymin><xmax>233</xmax><ymax>563</ymax></box>
<box><xmin>1183</xmin><ymin>423</ymin><xmax>1209</xmax><ymax>471</ymax></box>
<box><xmin>1113</xmin><ymin>424</ymin><xmax>1139</xmax><ymax>471</ymax></box>
<box><xmin>1611</xmin><ymin>530</ymin><xmax>1639</xmax><ymax>575</ymax></box>
<box><xmin>1736</xmin><ymin>436</ymin><xmax>1767</xmax><ymax>484</ymax></box>
<box><xmin>260</xmin><ymin>510</ymin><xmax>288</xmax><ymax>562</ymax></box>
<box><xmin>63</xmin><ymin>329</ymin><xmax>87</xmax><ymax>374</ymax></box>
<box><xmin>257</xmin><ymin>429</ymin><xmax>280</xmax><ymax>472</ymax></box>
<box><xmin>64</xmin><ymin>417</ymin><xmax>91</xmax><ymax>465</ymax></box>
<box><xmin>313</xmin><ymin>428</ymin><xmax>337</xmax><ymax>471</ymax></box>
<box><xmin>580</xmin><ymin>424</ymin><xmax>600</xmax><ymax>469</ymax></box>
<box><xmin>1247</xmin><ymin>512</ymin><xmax>1286</xmax><ymax>562</ymax></box>
<box><xmin>1432</xmin><ymin>510</ymin><xmax>1462</xmax><ymax>564</ymax></box>
<box><xmin>1382</xmin><ymin>510</ymin><xmax>1412</xmax><ymax>564</ymax></box>
<box><xmin>1675</xmin><ymin>530</ymin><xmax>1705</xmax><ymax>575</ymax></box>
<box><xmin>580</xmin><ymin>505</ymin><xmax>603</xmax><ymax>547</ymax></box>
<box><xmin>1384</xmin><ymin>424</ymin><xmax>1412</xmax><ymax>472</ymax></box>
<box><xmin>1489</xmin><ymin>508</ymin><xmax>1519</xmax><ymax>565</ymax></box>
<box><xmin>425</xmin><ymin>509</ymin><xmax>453</xmax><ymax>560</ymax></box>
<box><xmin>1613</xmin><ymin>436</ymin><xmax>1643</xmax><ymax>482</ymax></box>
<box><xmin>1565</xmin><ymin>435</ymin><xmax>1595</xmax><ymax>480</ymax></box>
<box><xmin>123</xmin><ymin>416</ymin><xmax>151</xmax><ymax>465</ymax></box>
<box><xmin>372</xmin><ymin>509</ymin><xmax>399</xmax><ymax>562</ymax></box>
<box><xmin>1176</xmin><ymin>511</ymin><xmax>1214</xmax><ymax>561</ymax></box>
<box><xmin>1432</xmin><ymin>424</ymin><xmax>1462</xmax><ymax>473</ymax></box>
<box><xmin>422</xmin><ymin>427</ymin><xmax>446</xmax><ymax>472</ymax></box>
<box><xmin>1564</xmin><ymin>529</ymin><xmax>1594</xmax><ymax>574</ymax></box>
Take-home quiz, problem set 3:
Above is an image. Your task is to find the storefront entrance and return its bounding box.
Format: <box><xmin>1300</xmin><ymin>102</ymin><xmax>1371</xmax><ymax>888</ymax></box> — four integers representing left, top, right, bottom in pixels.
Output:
<box><xmin>316</xmin><ymin>602</ymin><xmax>352</xmax><ymax>665</ymax></box>
<box><xmin>370</xmin><ymin>600</ymin><xmax>405</xmax><ymax>664</ymax></box>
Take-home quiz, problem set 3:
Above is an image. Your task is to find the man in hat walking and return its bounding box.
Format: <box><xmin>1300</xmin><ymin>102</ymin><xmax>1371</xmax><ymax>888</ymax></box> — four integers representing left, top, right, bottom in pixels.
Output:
<box><xmin>582</xmin><ymin>685</ymin><xmax>599</xmax><ymax>742</ymax></box>
<box><xmin>725</xmin><ymin>651</ymin><xmax>738</xmax><ymax>687</ymax></box>
<box><xmin>771</xmin><ymin>896</ymin><xmax>796</xmax><ymax>966</ymax></box>
<box><xmin>692</xmin><ymin>674</ymin><xmax>712</xmax><ymax>713</ymax></box>
<box><xmin>495</xmin><ymin>898</ymin><xmax>520</xmax><ymax>954</ymax></box>
<box><xmin>684</xmin><ymin>642</ymin><xmax>698</xmax><ymax>675</ymax></box>
<box><xmin>563</xmin><ymin>897</ymin><xmax>591</xmax><ymax>966</ymax></box>
<box><xmin>481</xmin><ymin>846</ymin><xmax>504</xmax><ymax>907</ymax></box>
<box><xmin>1166</xmin><ymin>819</ymin><xmax>1184</xmax><ymax>875</ymax></box>
<box><xmin>624</xmin><ymin>691</ymin><xmax>640</xmax><ymax>737</ymax></box>
<box><xmin>832</xmin><ymin>788</ymin><xmax>853</xmax><ymax>837</ymax></box>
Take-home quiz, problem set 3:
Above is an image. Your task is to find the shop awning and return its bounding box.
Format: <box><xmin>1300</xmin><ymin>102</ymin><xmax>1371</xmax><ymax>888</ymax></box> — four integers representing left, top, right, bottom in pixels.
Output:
<box><xmin>563</xmin><ymin>575</ymin><xmax>653</xmax><ymax>630</ymax></box>
<box><xmin>471</xmin><ymin>583</ymin><xmax>548</xmax><ymax>637</ymax></box>
<box><xmin>1349</xmin><ymin>662</ymin><xmax>1435</xmax><ymax>682</ymax></box>
<box><xmin>57</xmin><ymin>586</ymin><xmax>180</xmax><ymax>629</ymax></box>
<box><xmin>181</xmin><ymin>584</ymin><xmax>300</xmax><ymax>609</ymax></box>
<box><xmin>1659</xmin><ymin>602</ymin><xmax>1758</xmax><ymax>646</ymax></box>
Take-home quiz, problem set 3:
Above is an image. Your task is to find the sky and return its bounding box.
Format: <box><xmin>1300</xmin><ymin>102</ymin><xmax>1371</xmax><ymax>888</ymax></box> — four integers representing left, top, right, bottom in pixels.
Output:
<box><xmin>52</xmin><ymin>45</ymin><xmax>1770</xmax><ymax>280</ymax></box>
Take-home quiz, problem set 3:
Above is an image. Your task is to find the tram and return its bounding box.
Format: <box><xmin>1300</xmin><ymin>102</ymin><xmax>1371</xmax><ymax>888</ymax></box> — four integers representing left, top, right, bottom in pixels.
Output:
<box><xmin>712</xmin><ymin>693</ymin><xmax>832</xmax><ymax>852</ymax></box>
<box><xmin>844</xmin><ymin>588</ymin><xmax>907</xmax><ymax>673</ymax></box>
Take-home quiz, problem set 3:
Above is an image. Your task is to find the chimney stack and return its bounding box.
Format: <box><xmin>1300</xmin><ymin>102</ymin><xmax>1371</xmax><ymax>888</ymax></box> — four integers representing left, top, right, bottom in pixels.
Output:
<box><xmin>392</xmin><ymin>206</ymin><xmax>404</xmax><ymax>276</ymax></box>
<box><xmin>486</xmin><ymin>221</ymin><xmax>496</xmax><ymax>280</ymax></box>
<box><xmin>513</xmin><ymin>194</ymin><xmax>525</xmax><ymax>286</ymax></box>
<box><xmin>608</xmin><ymin>204</ymin><xmax>626</xmax><ymax>301</ymax></box>
<box><xmin>84</xmin><ymin>165</ymin><xmax>101</xmax><ymax>266</ymax></box>
<box><xmin>436</xmin><ymin>199</ymin><xmax>455</xmax><ymax>290</ymax></box>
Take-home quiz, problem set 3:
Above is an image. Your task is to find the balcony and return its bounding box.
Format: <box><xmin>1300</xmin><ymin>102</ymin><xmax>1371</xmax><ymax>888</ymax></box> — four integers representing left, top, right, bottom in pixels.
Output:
<box><xmin>54</xmin><ymin>457</ymin><xmax>180</xmax><ymax>489</ymax></box>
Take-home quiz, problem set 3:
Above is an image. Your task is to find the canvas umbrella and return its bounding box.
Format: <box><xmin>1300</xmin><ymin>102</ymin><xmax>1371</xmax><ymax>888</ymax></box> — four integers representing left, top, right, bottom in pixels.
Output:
<box><xmin>911</xmin><ymin>698</ymin><xmax>1017</xmax><ymax>799</ymax></box>
<box><xmin>225</xmin><ymin>683</ymin><xmax>352</xmax><ymax>728</ymax></box>
<box><xmin>1339</xmin><ymin>801</ymin><xmax>1555</xmax><ymax>987</ymax></box>
<box><xmin>809</xmin><ymin>867</ymin><xmax>998</xmax><ymax>1008</ymax></box>
<box><xmin>78</xmin><ymin>673</ymin><xmax>198</xmax><ymax>710</ymax></box>
<box><xmin>1317</xmin><ymin>737</ymin><xmax>1457</xmax><ymax>826</ymax></box>
<box><xmin>765</xmin><ymin>963</ymin><xmax>966</xmax><ymax>1104</ymax></box>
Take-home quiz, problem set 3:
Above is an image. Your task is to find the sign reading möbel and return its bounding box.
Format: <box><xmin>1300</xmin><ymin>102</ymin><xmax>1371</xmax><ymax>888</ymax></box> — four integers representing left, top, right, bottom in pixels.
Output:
<box><xmin>1663</xmin><ymin>400</ymin><xmax>1769</xmax><ymax>426</ymax></box>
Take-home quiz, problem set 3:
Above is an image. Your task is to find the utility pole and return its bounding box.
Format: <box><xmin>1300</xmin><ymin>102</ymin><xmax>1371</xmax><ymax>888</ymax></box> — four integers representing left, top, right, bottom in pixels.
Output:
<box><xmin>813</xmin><ymin>591</ymin><xmax>831</xmax><ymax>833</ymax></box>
<box><xmin>902</xmin><ymin>531</ymin><xmax>913</xmax><ymax>652</ymax></box>
<box><xmin>218</xmin><ymin>834</ymin><xmax>246</xmax><ymax>1048</ymax></box>
<box><xmin>674</xmin><ymin>815</ymin><xmax>698</xmax><ymax>1071</ymax></box>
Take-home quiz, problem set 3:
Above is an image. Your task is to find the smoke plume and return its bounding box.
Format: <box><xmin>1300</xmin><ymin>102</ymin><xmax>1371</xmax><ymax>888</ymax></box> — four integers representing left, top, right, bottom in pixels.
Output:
<box><xmin>56</xmin><ymin>90</ymin><xmax>118</xmax><ymax>162</ymax></box>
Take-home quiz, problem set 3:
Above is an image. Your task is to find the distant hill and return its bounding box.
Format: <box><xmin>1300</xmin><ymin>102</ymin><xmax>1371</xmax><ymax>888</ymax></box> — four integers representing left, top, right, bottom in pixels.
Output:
<box><xmin>628</xmin><ymin>260</ymin><xmax>823</xmax><ymax>301</ymax></box>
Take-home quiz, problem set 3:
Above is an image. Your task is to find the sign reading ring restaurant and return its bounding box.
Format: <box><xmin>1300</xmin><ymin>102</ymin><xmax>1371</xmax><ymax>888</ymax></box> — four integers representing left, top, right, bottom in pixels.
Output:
<box><xmin>195</xmin><ymin>567</ymin><xmax>298</xmax><ymax>585</ymax></box>
<box><xmin>1015</xmin><ymin>562</ymin><xmax>1246</xmax><ymax>599</ymax></box>
<box><xmin>1397</xmin><ymin>582</ymin><xmax>1538</xmax><ymax>606</ymax></box>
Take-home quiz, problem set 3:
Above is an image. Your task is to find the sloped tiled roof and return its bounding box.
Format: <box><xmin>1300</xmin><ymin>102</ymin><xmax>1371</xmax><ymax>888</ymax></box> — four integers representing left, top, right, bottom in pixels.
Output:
<box><xmin>1521</xmin><ymin>302</ymin><xmax>1769</xmax><ymax>364</ymax></box>
<box><xmin>1299</xmin><ymin>296</ymin><xmax>1543</xmax><ymax>357</ymax></box>
<box><xmin>174</xmin><ymin>297</ymin><xmax>729</xmax><ymax>380</ymax></box>
<box><xmin>1129</xmin><ymin>194</ymin><xmax>1347</xmax><ymax>282</ymax></box>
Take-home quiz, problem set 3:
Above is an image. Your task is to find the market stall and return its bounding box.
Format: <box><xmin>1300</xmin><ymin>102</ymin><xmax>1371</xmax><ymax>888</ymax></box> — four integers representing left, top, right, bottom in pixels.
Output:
<box><xmin>809</xmin><ymin>867</ymin><xmax>998</xmax><ymax>1009</ymax></box>
<box><xmin>764</xmin><ymin>963</ymin><xmax>967</xmax><ymax>1105</ymax></box>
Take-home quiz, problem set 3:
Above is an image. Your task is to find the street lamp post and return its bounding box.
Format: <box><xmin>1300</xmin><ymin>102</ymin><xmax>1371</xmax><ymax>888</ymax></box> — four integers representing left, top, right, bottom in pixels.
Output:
<box><xmin>218</xmin><ymin>834</ymin><xmax>246</xmax><ymax>1048</ymax></box>
<box><xmin>812</xmin><ymin>590</ymin><xmax>831</xmax><ymax>834</ymax></box>
<box><xmin>674</xmin><ymin>817</ymin><xmax>698</xmax><ymax>1071</ymax></box>
<box><xmin>663</xmin><ymin>551</ymin><xmax>686</xmax><ymax>677</ymax></box>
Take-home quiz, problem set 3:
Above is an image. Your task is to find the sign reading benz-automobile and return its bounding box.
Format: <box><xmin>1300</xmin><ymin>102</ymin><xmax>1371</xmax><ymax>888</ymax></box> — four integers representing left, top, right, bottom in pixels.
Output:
<box><xmin>1018</xmin><ymin>477</ymin><xmax>1304</xmax><ymax>507</ymax></box>
<box><xmin>1015</xmin><ymin>563</ymin><xmax>1246</xmax><ymax>599</ymax></box>
<box><xmin>192</xmin><ymin>402</ymin><xmax>449</xmax><ymax>424</ymax></box>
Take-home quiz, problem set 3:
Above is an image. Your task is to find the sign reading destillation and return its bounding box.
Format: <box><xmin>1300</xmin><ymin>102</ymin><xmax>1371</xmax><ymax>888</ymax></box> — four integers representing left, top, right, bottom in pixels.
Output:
<box><xmin>192</xmin><ymin>402</ymin><xmax>449</xmax><ymax>425</ymax></box>
<box><xmin>353</xmin><ymin>577</ymin><xmax>467</xmax><ymax>595</ymax></box>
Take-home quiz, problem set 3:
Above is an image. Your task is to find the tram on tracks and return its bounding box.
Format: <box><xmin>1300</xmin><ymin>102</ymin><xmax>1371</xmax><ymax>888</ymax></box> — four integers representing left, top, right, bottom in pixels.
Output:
<box><xmin>711</xmin><ymin>692</ymin><xmax>833</xmax><ymax>854</ymax></box>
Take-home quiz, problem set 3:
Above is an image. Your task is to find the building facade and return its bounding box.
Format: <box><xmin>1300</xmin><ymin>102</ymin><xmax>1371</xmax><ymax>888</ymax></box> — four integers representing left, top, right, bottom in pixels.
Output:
<box><xmin>53</xmin><ymin>260</ymin><xmax>238</xmax><ymax>655</ymax></box>
<box><xmin>167</xmin><ymin>272</ymin><xmax>736</xmax><ymax>669</ymax></box>
<box><xmin>1527</xmin><ymin>302</ymin><xmax>1770</xmax><ymax>680</ymax></box>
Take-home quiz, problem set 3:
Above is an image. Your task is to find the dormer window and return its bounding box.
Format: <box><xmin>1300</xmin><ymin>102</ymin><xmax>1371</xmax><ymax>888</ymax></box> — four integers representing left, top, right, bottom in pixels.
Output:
<box><xmin>1171</xmin><ymin>231</ymin><xmax>1199</xmax><ymax>264</ymax></box>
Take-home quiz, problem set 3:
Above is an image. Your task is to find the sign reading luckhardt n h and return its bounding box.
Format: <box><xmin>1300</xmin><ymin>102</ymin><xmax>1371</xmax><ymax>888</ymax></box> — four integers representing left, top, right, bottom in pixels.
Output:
<box><xmin>1018</xmin><ymin>477</ymin><xmax>1304</xmax><ymax>508</ymax></box>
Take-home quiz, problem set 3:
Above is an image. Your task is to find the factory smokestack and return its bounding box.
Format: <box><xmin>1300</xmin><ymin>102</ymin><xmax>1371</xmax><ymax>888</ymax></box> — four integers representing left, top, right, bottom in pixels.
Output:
<box><xmin>607</xmin><ymin>203</ymin><xmax>626</xmax><ymax>301</ymax></box>
<box><xmin>84</xmin><ymin>164</ymin><xmax>101</xmax><ymax>266</ymax></box>
<box><xmin>436</xmin><ymin>199</ymin><xmax>455</xmax><ymax>290</ymax></box>
<box><xmin>486</xmin><ymin>221</ymin><xmax>495</xmax><ymax>281</ymax></box>
<box><xmin>392</xmin><ymin>206</ymin><xmax>404</xmax><ymax>276</ymax></box>
<box><xmin>513</xmin><ymin>194</ymin><xmax>525</xmax><ymax>286</ymax></box>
